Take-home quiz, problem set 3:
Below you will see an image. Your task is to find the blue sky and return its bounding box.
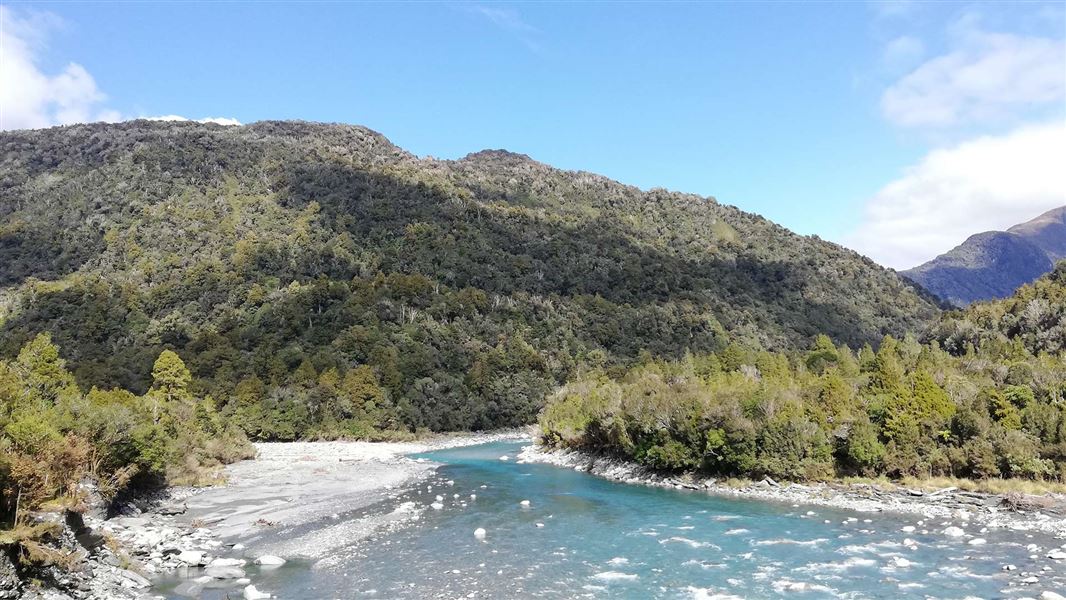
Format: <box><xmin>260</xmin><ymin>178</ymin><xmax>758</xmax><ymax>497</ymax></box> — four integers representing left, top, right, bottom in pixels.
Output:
<box><xmin>2</xmin><ymin>1</ymin><xmax>1064</xmax><ymax>268</ymax></box>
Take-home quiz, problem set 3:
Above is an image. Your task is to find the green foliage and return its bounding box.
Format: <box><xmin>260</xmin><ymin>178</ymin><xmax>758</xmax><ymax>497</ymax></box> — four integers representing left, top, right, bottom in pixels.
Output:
<box><xmin>843</xmin><ymin>419</ymin><xmax>885</xmax><ymax>473</ymax></box>
<box><xmin>929</xmin><ymin>261</ymin><xmax>1066</xmax><ymax>356</ymax></box>
<box><xmin>540</xmin><ymin>314</ymin><xmax>1066</xmax><ymax>482</ymax></box>
<box><xmin>0</xmin><ymin>120</ymin><xmax>939</xmax><ymax>438</ymax></box>
<box><xmin>0</xmin><ymin>337</ymin><xmax>251</xmax><ymax>527</ymax></box>
<box><xmin>151</xmin><ymin>350</ymin><xmax>191</xmax><ymax>401</ymax></box>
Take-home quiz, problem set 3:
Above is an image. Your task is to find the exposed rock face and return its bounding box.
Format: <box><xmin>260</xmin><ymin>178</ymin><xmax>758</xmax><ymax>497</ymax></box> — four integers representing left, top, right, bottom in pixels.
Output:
<box><xmin>904</xmin><ymin>206</ymin><xmax>1065</xmax><ymax>306</ymax></box>
<box><xmin>0</xmin><ymin>549</ymin><xmax>20</xmax><ymax>599</ymax></box>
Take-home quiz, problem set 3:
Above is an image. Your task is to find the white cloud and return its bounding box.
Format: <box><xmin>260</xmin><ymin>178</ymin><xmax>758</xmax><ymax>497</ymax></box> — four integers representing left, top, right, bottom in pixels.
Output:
<box><xmin>146</xmin><ymin>115</ymin><xmax>241</xmax><ymax>126</ymax></box>
<box><xmin>843</xmin><ymin>120</ymin><xmax>1066</xmax><ymax>269</ymax></box>
<box><xmin>882</xmin><ymin>35</ymin><xmax>925</xmax><ymax>72</ymax></box>
<box><xmin>0</xmin><ymin>6</ymin><xmax>121</xmax><ymax>131</ymax></box>
<box><xmin>881</xmin><ymin>23</ymin><xmax>1065</xmax><ymax>127</ymax></box>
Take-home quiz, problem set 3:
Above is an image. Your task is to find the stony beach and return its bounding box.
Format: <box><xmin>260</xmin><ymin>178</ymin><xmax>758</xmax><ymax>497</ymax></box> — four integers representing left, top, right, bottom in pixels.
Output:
<box><xmin>12</xmin><ymin>431</ymin><xmax>529</xmax><ymax>600</ymax></box>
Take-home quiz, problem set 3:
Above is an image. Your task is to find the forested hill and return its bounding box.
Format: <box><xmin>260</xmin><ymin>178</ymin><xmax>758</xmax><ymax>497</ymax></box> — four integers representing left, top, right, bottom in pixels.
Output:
<box><xmin>0</xmin><ymin>120</ymin><xmax>939</xmax><ymax>436</ymax></box>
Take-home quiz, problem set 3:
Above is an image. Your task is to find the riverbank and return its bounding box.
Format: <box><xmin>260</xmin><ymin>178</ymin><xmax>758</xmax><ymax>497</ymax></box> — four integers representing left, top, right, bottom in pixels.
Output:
<box><xmin>9</xmin><ymin>430</ymin><xmax>530</xmax><ymax>600</ymax></box>
<box><xmin>518</xmin><ymin>444</ymin><xmax>1066</xmax><ymax>539</ymax></box>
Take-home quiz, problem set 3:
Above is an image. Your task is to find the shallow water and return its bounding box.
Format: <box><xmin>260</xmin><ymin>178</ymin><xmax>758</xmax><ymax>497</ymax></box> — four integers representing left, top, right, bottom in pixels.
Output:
<box><xmin>164</xmin><ymin>441</ymin><xmax>1066</xmax><ymax>598</ymax></box>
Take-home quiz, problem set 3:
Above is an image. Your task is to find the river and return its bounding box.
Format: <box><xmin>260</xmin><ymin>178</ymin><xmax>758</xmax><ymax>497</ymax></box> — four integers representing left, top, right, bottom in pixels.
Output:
<box><xmin>161</xmin><ymin>440</ymin><xmax>1066</xmax><ymax>599</ymax></box>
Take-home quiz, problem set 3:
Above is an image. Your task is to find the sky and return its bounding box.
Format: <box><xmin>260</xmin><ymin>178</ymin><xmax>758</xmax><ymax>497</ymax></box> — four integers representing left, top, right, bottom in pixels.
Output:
<box><xmin>1</xmin><ymin>1</ymin><xmax>1064</xmax><ymax>269</ymax></box>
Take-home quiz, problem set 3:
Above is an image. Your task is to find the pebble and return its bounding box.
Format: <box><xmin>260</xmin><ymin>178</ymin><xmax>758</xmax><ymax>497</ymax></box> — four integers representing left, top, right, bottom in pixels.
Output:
<box><xmin>255</xmin><ymin>555</ymin><xmax>286</xmax><ymax>567</ymax></box>
<box><xmin>244</xmin><ymin>584</ymin><xmax>272</xmax><ymax>599</ymax></box>
<box><xmin>474</xmin><ymin>528</ymin><xmax>487</xmax><ymax>540</ymax></box>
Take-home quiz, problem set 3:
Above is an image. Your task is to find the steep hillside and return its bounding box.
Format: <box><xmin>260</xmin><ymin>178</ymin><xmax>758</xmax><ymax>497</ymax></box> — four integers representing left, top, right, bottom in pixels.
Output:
<box><xmin>928</xmin><ymin>260</ymin><xmax>1066</xmax><ymax>356</ymax></box>
<box><xmin>903</xmin><ymin>206</ymin><xmax>1066</xmax><ymax>306</ymax></box>
<box><xmin>0</xmin><ymin>120</ymin><xmax>939</xmax><ymax>436</ymax></box>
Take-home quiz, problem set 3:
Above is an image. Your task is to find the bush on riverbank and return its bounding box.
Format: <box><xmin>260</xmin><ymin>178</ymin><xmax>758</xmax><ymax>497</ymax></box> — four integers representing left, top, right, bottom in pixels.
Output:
<box><xmin>540</xmin><ymin>334</ymin><xmax>1065</xmax><ymax>482</ymax></box>
<box><xmin>0</xmin><ymin>335</ymin><xmax>252</xmax><ymax>530</ymax></box>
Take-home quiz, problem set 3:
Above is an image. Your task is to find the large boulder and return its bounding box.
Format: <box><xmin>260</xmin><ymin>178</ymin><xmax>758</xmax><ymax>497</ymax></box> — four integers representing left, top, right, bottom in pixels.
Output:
<box><xmin>176</xmin><ymin>550</ymin><xmax>207</xmax><ymax>566</ymax></box>
<box><xmin>205</xmin><ymin>565</ymin><xmax>246</xmax><ymax>579</ymax></box>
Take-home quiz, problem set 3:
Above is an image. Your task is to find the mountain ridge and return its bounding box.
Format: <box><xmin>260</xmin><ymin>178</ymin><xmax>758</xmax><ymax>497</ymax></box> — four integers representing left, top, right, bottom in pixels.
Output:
<box><xmin>903</xmin><ymin>206</ymin><xmax>1066</xmax><ymax>306</ymax></box>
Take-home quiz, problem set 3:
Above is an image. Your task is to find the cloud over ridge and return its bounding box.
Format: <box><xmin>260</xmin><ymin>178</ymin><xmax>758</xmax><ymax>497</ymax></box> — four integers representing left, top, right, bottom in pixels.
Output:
<box><xmin>845</xmin><ymin>120</ymin><xmax>1066</xmax><ymax>270</ymax></box>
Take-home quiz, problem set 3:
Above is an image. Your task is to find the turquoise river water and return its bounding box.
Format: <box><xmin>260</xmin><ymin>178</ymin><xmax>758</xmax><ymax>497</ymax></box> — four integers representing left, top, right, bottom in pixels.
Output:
<box><xmin>165</xmin><ymin>441</ymin><xmax>1066</xmax><ymax>598</ymax></box>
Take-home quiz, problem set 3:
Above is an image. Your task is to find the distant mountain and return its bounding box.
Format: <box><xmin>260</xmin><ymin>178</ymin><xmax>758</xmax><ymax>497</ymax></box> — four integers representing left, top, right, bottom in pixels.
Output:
<box><xmin>1007</xmin><ymin>206</ymin><xmax>1066</xmax><ymax>261</ymax></box>
<box><xmin>903</xmin><ymin>206</ymin><xmax>1066</xmax><ymax>306</ymax></box>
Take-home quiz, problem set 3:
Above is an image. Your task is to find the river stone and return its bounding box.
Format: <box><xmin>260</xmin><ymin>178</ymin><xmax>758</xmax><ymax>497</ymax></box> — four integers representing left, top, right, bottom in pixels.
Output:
<box><xmin>206</xmin><ymin>565</ymin><xmax>246</xmax><ymax>579</ymax></box>
<box><xmin>158</xmin><ymin>503</ymin><xmax>187</xmax><ymax>516</ymax></box>
<box><xmin>173</xmin><ymin>582</ymin><xmax>204</xmax><ymax>597</ymax></box>
<box><xmin>119</xmin><ymin>570</ymin><xmax>151</xmax><ymax>589</ymax></box>
<box><xmin>255</xmin><ymin>555</ymin><xmax>286</xmax><ymax>567</ymax></box>
<box><xmin>1041</xmin><ymin>592</ymin><xmax>1066</xmax><ymax>600</ymax></box>
<box><xmin>1047</xmin><ymin>550</ymin><xmax>1066</xmax><ymax>559</ymax></box>
<box><xmin>177</xmin><ymin>550</ymin><xmax>206</xmax><ymax>565</ymax></box>
<box><xmin>208</xmin><ymin>558</ymin><xmax>246</xmax><ymax>567</ymax></box>
<box><xmin>942</xmin><ymin>526</ymin><xmax>965</xmax><ymax>537</ymax></box>
<box><xmin>244</xmin><ymin>584</ymin><xmax>272</xmax><ymax>599</ymax></box>
<box><xmin>474</xmin><ymin>528</ymin><xmax>487</xmax><ymax>540</ymax></box>
<box><xmin>112</xmin><ymin>516</ymin><xmax>149</xmax><ymax>528</ymax></box>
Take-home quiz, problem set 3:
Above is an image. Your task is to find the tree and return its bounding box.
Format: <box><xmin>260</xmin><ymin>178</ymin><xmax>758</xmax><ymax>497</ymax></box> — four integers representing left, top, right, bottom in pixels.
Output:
<box><xmin>805</xmin><ymin>334</ymin><xmax>839</xmax><ymax>375</ymax></box>
<box><xmin>151</xmin><ymin>350</ymin><xmax>192</xmax><ymax>402</ymax></box>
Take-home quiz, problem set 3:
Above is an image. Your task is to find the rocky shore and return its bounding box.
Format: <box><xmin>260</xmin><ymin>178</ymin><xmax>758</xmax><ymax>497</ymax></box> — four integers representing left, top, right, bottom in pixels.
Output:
<box><xmin>517</xmin><ymin>444</ymin><xmax>1066</xmax><ymax>538</ymax></box>
<box><xmin>6</xmin><ymin>430</ymin><xmax>530</xmax><ymax>600</ymax></box>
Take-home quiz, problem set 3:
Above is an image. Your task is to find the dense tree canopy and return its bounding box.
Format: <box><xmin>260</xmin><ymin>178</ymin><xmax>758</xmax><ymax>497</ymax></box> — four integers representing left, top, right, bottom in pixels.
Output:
<box><xmin>540</xmin><ymin>268</ymin><xmax>1066</xmax><ymax>481</ymax></box>
<box><xmin>0</xmin><ymin>121</ymin><xmax>940</xmax><ymax>439</ymax></box>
